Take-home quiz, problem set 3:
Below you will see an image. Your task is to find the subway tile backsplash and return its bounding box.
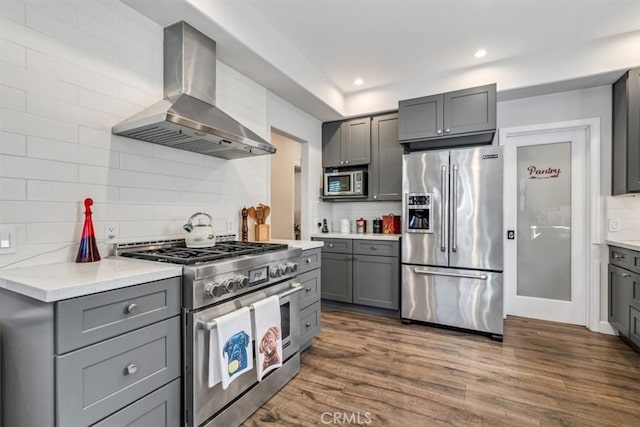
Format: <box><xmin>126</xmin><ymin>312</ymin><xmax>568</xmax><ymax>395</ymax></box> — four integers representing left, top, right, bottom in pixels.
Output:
<box><xmin>0</xmin><ymin>0</ymin><xmax>271</xmax><ymax>268</ymax></box>
<box><xmin>606</xmin><ymin>195</ymin><xmax>640</xmax><ymax>241</ymax></box>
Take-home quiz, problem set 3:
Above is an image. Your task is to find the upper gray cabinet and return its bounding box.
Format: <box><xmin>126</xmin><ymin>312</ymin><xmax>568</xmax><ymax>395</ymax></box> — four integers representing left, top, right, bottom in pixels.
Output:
<box><xmin>322</xmin><ymin>117</ymin><xmax>371</xmax><ymax>167</ymax></box>
<box><xmin>370</xmin><ymin>113</ymin><xmax>402</xmax><ymax>201</ymax></box>
<box><xmin>398</xmin><ymin>84</ymin><xmax>496</xmax><ymax>150</ymax></box>
<box><xmin>612</xmin><ymin>67</ymin><xmax>640</xmax><ymax>195</ymax></box>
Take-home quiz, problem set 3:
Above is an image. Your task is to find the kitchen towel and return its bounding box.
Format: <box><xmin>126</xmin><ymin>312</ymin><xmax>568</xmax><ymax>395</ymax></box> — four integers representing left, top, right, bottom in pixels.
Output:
<box><xmin>252</xmin><ymin>295</ymin><xmax>283</xmax><ymax>381</ymax></box>
<box><xmin>213</xmin><ymin>307</ymin><xmax>253</xmax><ymax>390</ymax></box>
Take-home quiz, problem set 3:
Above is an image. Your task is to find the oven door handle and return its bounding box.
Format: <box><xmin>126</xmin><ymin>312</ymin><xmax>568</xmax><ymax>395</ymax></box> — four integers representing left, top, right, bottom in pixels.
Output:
<box><xmin>196</xmin><ymin>283</ymin><xmax>304</xmax><ymax>331</ymax></box>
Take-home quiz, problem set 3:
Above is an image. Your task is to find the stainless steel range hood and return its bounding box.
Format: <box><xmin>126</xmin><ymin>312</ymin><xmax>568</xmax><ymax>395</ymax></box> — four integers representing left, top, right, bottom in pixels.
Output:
<box><xmin>112</xmin><ymin>21</ymin><xmax>275</xmax><ymax>159</ymax></box>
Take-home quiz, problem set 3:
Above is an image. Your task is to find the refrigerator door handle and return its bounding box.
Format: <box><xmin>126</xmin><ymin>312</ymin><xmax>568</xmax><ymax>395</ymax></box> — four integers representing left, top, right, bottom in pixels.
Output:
<box><xmin>451</xmin><ymin>164</ymin><xmax>458</xmax><ymax>252</ymax></box>
<box><xmin>440</xmin><ymin>165</ymin><xmax>447</xmax><ymax>252</ymax></box>
<box><xmin>413</xmin><ymin>268</ymin><xmax>488</xmax><ymax>281</ymax></box>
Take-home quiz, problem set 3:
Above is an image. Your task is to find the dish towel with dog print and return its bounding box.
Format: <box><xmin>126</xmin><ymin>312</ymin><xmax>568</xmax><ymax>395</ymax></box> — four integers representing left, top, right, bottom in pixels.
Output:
<box><xmin>212</xmin><ymin>307</ymin><xmax>254</xmax><ymax>390</ymax></box>
<box><xmin>252</xmin><ymin>295</ymin><xmax>283</xmax><ymax>381</ymax></box>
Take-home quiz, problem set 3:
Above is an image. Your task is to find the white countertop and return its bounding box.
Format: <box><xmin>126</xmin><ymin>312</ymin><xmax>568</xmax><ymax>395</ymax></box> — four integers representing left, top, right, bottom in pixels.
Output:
<box><xmin>606</xmin><ymin>239</ymin><xmax>640</xmax><ymax>252</ymax></box>
<box><xmin>310</xmin><ymin>232</ymin><xmax>402</xmax><ymax>241</ymax></box>
<box><xmin>266</xmin><ymin>239</ymin><xmax>324</xmax><ymax>250</ymax></box>
<box><xmin>0</xmin><ymin>258</ymin><xmax>182</xmax><ymax>303</ymax></box>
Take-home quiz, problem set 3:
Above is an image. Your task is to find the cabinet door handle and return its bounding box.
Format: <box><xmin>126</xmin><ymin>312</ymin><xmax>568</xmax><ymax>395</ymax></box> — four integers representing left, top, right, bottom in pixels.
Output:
<box><xmin>345</xmin><ymin>160</ymin><xmax>349</xmax><ymax>164</ymax></box>
<box><xmin>445</xmin><ymin>128</ymin><xmax>450</xmax><ymax>133</ymax></box>
<box><xmin>437</xmin><ymin>129</ymin><xmax>442</xmax><ymax>135</ymax></box>
<box><xmin>305</xmin><ymin>322</ymin><xmax>311</xmax><ymax>328</ymax></box>
<box><xmin>125</xmin><ymin>303</ymin><xmax>137</xmax><ymax>314</ymax></box>
<box><xmin>340</xmin><ymin>161</ymin><xmax>344</xmax><ymax>165</ymax></box>
<box><xmin>306</xmin><ymin>287</ymin><xmax>312</xmax><ymax>292</ymax></box>
<box><xmin>306</xmin><ymin>258</ymin><xmax>311</xmax><ymax>263</ymax></box>
<box><xmin>374</xmin><ymin>195</ymin><xmax>378</xmax><ymax>199</ymax></box>
<box><xmin>329</xmin><ymin>243</ymin><xmax>334</xmax><ymax>248</ymax></box>
<box><xmin>124</xmin><ymin>363</ymin><xmax>138</xmax><ymax>375</ymax></box>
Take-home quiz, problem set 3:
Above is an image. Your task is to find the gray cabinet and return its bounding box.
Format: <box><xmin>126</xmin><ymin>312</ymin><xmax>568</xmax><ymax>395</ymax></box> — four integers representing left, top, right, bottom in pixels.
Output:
<box><xmin>296</xmin><ymin>248</ymin><xmax>322</xmax><ymax>350</ymax></box>
<box><xmin>322</xmin><ymin>118</ymin><xmax>371</xmax><ymax>167</ymax></box>
<box><xmin>398</xmin><ymin>84</ymin><xmax>496</xmax><ymax>150</ymax></box>
<box><xmin>0</xmin><ymin>277</ymin><xmax>182</xmax><ymax>427</ymax></box>
<box><xmin>608</xmin><ymin>245</ymin><xmax>640</xmax><ymax>352</ymax></box>
<box><xmin>370</xmin><ymin>113</ymin><xmax>402</xmax><ymax>201</ymax></box>
<box><xmin>613</xmin><ymin>66</ymin><xmax>640</xmax><ymax>194</ymax></box>
<box><xmin>313</xmin><ymin>237</ymin><xmax>400</xmax><ymax>310</ymax></box>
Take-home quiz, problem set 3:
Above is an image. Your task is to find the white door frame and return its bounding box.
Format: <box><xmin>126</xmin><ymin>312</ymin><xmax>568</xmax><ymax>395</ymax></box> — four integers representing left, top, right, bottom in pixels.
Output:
<box><xmin>499</xmin><ymin>118</ymin><xmax>602</xmax><ymax>332</ymax></box>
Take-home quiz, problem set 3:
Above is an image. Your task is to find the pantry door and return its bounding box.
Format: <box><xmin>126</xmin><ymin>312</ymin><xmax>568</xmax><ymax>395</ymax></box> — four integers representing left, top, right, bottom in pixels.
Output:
<box><xmin>502</xmin><ymin>122</ymin><xmax>595</xmax><ymax>326</ymax></box>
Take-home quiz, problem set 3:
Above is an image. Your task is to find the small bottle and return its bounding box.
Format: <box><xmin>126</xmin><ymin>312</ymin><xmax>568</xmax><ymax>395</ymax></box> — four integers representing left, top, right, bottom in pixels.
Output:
<box><xmin>76</xmin><ymin>198</ymin><xmax>101</xmax><ymax>263</ymax></box>
<box><xmin>321</xmin><ymin>219</ymin><xmax>329</xmax><ymax>233</ymax></box>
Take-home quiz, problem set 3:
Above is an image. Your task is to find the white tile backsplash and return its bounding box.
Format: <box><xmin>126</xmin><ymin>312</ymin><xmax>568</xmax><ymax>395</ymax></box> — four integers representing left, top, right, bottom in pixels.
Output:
<box><xmin>0</xmin><ymin>0</ymin><xmax>315</xmax><ymax>268</ymax></box>
<box><xmin>606</xmin><ymin>195</ymin><xmax>640</xmax><ymax>240</ymax></box>
<box><xmin>321</xmin><ymin>201</ymin><xmax>402</xmax><ymax>233</ymax></box>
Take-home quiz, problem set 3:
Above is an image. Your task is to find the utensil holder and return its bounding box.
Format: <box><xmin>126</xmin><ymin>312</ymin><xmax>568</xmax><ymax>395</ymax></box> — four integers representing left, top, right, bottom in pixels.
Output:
<box><xmin>255</xmin><ymin>224</ymin><xmax>270</xmax><ymax>241</ymax></box>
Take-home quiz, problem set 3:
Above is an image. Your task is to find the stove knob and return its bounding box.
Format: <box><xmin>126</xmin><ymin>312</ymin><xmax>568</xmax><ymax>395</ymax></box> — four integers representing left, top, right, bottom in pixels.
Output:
<box><xmin>205</xmin><ymin>282</ymin><xmax>220</xmax><ymax>298</ymax></box>
<box><xmin>284</xmin><ymin>262</ymin><xmax>298</xmax><ymax>274</ymax></box>
<box><xmin>271</xmin><ymin>265</ymin><xmax>284</xmax><ymax>278</ymax></box>
<box><xmin>222</xmin><ymin>279</ymin><xmax>235</xmax><ymax>292</ymax></box>
<box><xmin>237</xmin><ymin>275</ymin><xmax>249</xmax><ymax>288</ymax></box>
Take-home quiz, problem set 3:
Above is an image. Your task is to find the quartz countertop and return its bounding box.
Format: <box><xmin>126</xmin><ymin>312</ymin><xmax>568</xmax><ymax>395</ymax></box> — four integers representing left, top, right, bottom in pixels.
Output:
<box><xmin>254</xmin><ymin>239</ymin><xmax>324</xmax><ymax>250</ymax></box>
<box><xmin>0</xmin><ymin>258</ymin><xmax>182</xmax><ymax>303</ymax></box>
<box><xmin>606</xmin><ymin>239</ymin><xmax>640</xmax><ymax>252</ymax></box>
<box><xmin>310</xmin><ymin>232</ymin><xmax>402</xmax><ymax>241</ymax></box>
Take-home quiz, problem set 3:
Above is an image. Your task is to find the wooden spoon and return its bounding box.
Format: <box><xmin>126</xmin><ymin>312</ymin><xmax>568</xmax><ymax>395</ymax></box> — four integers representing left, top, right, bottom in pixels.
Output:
<box><xmin>256</xmin><ymin>206</ymin><xmax>264</xmax><ymax>224</ymax></box>
<box><xmin>247</xmin><ymin>206</ymin><xmax>257</xmax><ymax>223</ymax></box>
<box><xmin>259</xmin><ymin>204</ymin><xmax>271</xmax><ymax>223</ymax></box>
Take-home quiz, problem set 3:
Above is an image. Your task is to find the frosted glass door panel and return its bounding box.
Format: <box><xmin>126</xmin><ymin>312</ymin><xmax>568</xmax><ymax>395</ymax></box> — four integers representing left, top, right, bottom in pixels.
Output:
<box><xmin>516</xmin><ymin>142</ymin><xmax>571</xmax><ymax>301</ymax></box>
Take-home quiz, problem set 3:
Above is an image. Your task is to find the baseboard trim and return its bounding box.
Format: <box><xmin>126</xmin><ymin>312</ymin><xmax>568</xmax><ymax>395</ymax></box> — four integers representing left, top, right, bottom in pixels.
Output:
<box><xmin>599</xmin><ymin>321</ymin><xmax>617</xmax><ymax>335</ymax></box>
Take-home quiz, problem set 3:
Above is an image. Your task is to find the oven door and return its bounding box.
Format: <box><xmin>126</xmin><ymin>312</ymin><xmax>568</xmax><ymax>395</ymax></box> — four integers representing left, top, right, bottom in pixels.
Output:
<box><xmin>185</xmin><ymin>280</ymin><xmax>303</xmax><ymax>427</ymax></box>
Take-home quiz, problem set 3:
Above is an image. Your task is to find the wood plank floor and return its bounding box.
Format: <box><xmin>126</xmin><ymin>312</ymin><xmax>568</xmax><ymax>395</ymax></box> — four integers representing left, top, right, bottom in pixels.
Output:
<box><xmin>244</xmin><ymin>306</ymin><xmax>640</xmax><ymax>426</ymax></box>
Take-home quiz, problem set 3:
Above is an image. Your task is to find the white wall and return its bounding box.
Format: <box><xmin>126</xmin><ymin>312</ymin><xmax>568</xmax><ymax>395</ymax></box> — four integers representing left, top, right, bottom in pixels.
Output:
<box><xmin>0</xmin><ymin>0</ymin><xmax>319</xmax><ymax>268</ymax></box>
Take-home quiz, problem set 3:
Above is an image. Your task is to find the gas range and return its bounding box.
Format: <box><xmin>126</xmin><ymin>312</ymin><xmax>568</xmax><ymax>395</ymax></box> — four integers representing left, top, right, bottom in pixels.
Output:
<box><xmin>116</xmin><ymin>238</ymin><xmax>302</xmax><ymax>310</ymax></box>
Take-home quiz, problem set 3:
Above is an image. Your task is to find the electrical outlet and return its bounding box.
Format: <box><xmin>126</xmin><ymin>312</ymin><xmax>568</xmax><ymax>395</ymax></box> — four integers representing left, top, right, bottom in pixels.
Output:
<box><xmin>0</xmin><ymin>226</ymin><xmax>17</xmax><ymax>254</ymax></box>
<box><xmin>608</xmin><ymin>219</ymin><xmax>619</xmax><ymax>232</ymax></box>
<box><xmin>104</xmin><ymin>223</ymin><xmax>119</xmax><ymax>241</ymax></box>
<box><xmin>226</xmin><ymin>219</ymin><xmax>234</xmax><ymax>233</ymax></box>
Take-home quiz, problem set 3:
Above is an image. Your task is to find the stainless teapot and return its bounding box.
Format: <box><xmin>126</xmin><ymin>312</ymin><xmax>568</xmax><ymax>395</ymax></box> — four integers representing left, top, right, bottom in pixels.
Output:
<box><xmin>183</xmin><ymin>212</ymin><xmax>216</xmax><ymax>248</ymax></box>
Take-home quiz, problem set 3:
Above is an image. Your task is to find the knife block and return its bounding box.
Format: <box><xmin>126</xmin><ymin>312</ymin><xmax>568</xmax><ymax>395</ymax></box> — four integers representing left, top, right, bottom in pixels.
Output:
<box><xmin>255</xmin><ymin>224</ymin><xmax>270</xmax><ymax>241</ymax></box>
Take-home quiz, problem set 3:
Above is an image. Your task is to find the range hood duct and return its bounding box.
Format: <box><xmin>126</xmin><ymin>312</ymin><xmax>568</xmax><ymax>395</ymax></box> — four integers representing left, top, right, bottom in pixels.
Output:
<box><xmin>112</xmin><ymin>21</ymin><xmax>275</xmax><ymax>159</ymax></box>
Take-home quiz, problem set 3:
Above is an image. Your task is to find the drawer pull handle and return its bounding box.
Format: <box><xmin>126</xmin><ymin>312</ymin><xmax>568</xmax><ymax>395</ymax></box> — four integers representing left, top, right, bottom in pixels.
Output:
<box><xmin>306</xmin><ymin>258</ymin><xmax>311</xmax><ymax>263</ymax></box>
<box><xmin>370</xmin><ymin>246</ymin><xmax>377</xmax><ymax>250</ymax></box>
<box><xmin>622</xmin><ymin>273</ymin><xmax>631</xmax><ymax>278</ymax></box>
<box><xmin>329</xmin><ymin>244</ymin><xmax>334</xmax><ymax>248</ymax></box>
<box><xmin>125</xmin><ymin>303</ymin><xmax>137</xmax><ymax>314</ymax></box>
<box><xmin>613</xmin><ymin>254</ymin><xmax>625</xmax><ymax>259</ymax></box>
<box><xmin>125</xmin><ymin>363</ymin><xmax>138</xmax><ymax>375</ymax></box>
<box><xmin>306</xmin><ymin>287</ymin><xmax>312</xmax><ymax>292</ymax></box>
<box><xmin>305</xmin><ymin>322</ymin><xmax>311</xmax><ymax>327</ymax></box>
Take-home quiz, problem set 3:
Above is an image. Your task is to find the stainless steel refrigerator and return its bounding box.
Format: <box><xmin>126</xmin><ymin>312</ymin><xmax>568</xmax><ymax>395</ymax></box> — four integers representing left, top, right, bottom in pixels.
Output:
<box><xmin>401</xmin><ymin>146</ymin><xmax>504</xmax><ymax>340</ymax></box>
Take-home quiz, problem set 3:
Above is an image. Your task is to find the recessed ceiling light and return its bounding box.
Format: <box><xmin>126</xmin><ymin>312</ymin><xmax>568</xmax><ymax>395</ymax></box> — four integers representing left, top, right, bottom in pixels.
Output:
<box><xmin>354</xmin><ymin>78</ymin><xmax>364</xmax><ymax>86</ymax></box>
<box><xmin>474</xmin><ymin>49</ymin><xmax>487</xmax><ymax>58</ymax></box>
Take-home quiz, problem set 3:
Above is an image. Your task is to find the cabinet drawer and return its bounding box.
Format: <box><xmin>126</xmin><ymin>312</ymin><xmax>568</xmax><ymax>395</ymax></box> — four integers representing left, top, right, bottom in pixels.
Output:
<box><xmin>56</xmin><ymin>317</ymin><xmax>181</xmax><ymax>427</ymax></box>
<box><xmin>630</xmin><ymin>306</ymin><xmax>640</xmax><ymax>348</ymax></box>
<box><xmin>298</xmin><ymin>269</ymin><xmax>321</xmax><ymax>308</ymax></box>
<box><xmin>609</xmin><ymin>247</ymin><xmax>636</xmax><ymax>271</ymax></box>
<box><xmin>315</xmin><ymin>238</ymin><xmax>352</xmax><ymax>254</ymax></box>
<box><xmin>56</xmin><ymin>277</ymin><xmax>180</xmax><ymax>353</ymax></box>
<box><xmin>353</xmin><ymin>239</ymin><xmax>399</xmax><ymax>257</ymax></box>
<box><xmin>296</xmin><ymin>248</ymin><xmax>321</xmax><ymax>274</ymax></box>
<box><xmin>92</xmin><ymin>378</ymin><xmax>180</xmax><ymax>427</ymax></box>
<box><xmin>299</xmin><ymin>301</ymin><xmax>321</xmax><ymax>345</ymax></box>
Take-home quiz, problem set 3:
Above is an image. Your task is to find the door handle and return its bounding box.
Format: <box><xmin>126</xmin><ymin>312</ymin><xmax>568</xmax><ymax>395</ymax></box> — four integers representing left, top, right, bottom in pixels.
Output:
<box><xmin>414</xmin><ymin>268</ymin><xmax>487</xmax><ymax>281</ymax></box>
<box><xmin>451</xmin><ymin>164</ymin><xmax>458</xmax><ymax>253</ymax></box>
<box><xmin>440</xmin><ymin>165</ymin><xmax>447</xmax><ymax>252</ymax></box>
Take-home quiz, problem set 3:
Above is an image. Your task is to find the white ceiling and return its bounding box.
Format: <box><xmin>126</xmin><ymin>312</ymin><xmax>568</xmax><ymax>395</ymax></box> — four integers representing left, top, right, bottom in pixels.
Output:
<box><xmin>123</xmin><ymin>0</ymin><xmax>640</xmax><ymax>121</ymax></box>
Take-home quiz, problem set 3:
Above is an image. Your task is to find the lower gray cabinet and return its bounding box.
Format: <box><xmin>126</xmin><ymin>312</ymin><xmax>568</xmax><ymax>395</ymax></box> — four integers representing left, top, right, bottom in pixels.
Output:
<box><xmin>321</xmin><ymin>252</ymin><xmax>353</xmax><ymax>302</ymax></box>
<box><xmin>92</xmin><ymin>379</ymin><xmax>181</xmax><ymax>427</ymax></box>
<box><xmin>631</xmin><ymin>307</ymin><xmax>640</xmax><ymax>348</ymax></box>
<box><xmin>353</xmin><ymin>254</ymin><xmax>399</xmax><ymax>310</ymax></box>
<box><xmin>314</xmin><ymin>237</ymin><xmax>400</xmax><ymax>310</ymax></box>
<box><xmin>609</xmin><ymin>264</ymin><xmax>634</xmax><ymax>336</ymax></box>
<box><xmin>298</xmin><ymin>248</ymin><xmax>322</xmax><ymax>351</ymax></box>
<box><xmin>57</xmin><ymin>317</ymin><xmax>181</xmax><ymax>427</ymax></box>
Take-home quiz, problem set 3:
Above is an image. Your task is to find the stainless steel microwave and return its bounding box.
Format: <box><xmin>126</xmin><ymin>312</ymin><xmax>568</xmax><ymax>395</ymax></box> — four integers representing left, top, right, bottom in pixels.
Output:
<box><xmin>323</xmin><ymin>170</ymin><xmax>367</xmax><ymax>197</ymax></box>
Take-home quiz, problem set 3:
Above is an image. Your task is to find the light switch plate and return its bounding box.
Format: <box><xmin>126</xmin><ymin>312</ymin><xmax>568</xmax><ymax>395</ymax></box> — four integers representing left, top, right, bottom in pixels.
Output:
<box><xmin>0</xmin><ymin>226</ymin><xmax>17</xmax><ymax>254</ymax></box>
<box><xmin>608</xmin><ymin>219</ymin><xmax>619</xmax><ymax>232</ymax></box>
